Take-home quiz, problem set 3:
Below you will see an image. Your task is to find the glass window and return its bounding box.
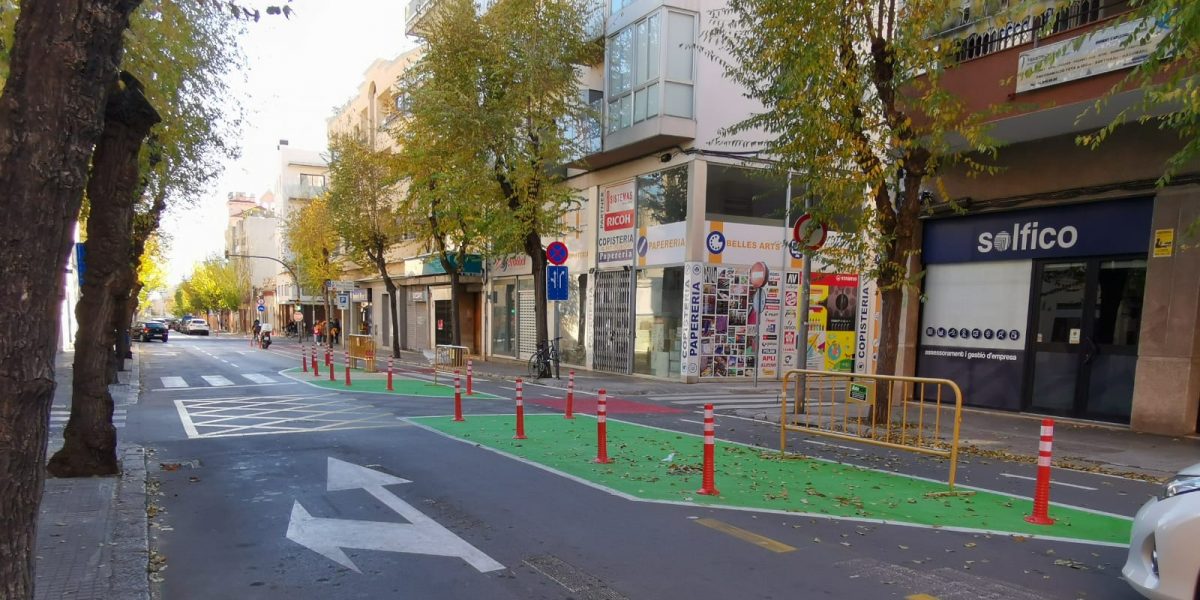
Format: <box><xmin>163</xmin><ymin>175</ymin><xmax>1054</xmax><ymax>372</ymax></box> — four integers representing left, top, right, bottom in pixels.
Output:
<box><xmin>633</xmin><ymin>267</ymin><xmax>684</xmax><ymax>376</ymax></box>
<box><xmin>605</xmin><ymin>11</ymin><xmax>692</xmax><ymax>133</ymax></box>
<box><xmin>663</xmin><ymin>82</ymin><xmax>693</xmax><ymax>118</ymax></box>
<box><xmin>637</xmin><ymin>164</ymin><xmax>688</xmax><ymax>228</ymax></box>
<box><xmin>491</xmin><ymin>282</ymin><xmax>517</xmax><ymax>356</ymax></box>
<box><xmin>300</xmin><ymin>174</ymin><xmax>326</xmax><ymax>188</ymax></box>
<box><xmin>1093</xmin><ymin>259</ymin><xmax>1145</xmax><ymax>346</ymax></box>
<box><xmin>704</xmin><ymin>164</ymin><xmax>788</xmax><ymax>222</ymax></box>
<box><xmin>666</xmin><ymin>12</ymin><xmax>694</xmax><ymax>82</ymax></box>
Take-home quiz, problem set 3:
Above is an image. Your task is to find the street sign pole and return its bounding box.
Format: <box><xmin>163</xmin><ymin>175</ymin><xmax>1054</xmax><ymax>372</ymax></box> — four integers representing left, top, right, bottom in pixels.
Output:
<box><xmin>797</xmin><ymin>196</ymin><xmax>813</xmax><ymax>415</ymax></box>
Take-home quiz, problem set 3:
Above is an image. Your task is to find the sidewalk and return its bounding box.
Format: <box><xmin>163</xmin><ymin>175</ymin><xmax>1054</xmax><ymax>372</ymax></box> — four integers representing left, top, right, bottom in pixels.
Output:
<box><xmin>36</xmin><ymin>350</ymin><xmax>149</xmax><ymax>600</ymax></box>
<box><xmin>386</xmin><ymin>344</ymin><xmax>1199</xmax><ymax>481</ymax></box>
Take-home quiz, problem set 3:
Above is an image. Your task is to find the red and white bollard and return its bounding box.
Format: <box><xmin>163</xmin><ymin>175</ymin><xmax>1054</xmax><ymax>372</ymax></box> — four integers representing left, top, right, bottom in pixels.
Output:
<box><xmin>514</xmin><ymin>378</ymin><xmax>527</xmax><ymax>440</ymax></box>
<box><xmin>594</xmin><ymin>388</ymin><xmax>612</xmax><ymax>464</ymax></box>
<box><xmin>344</xmin><ymin>351</ymin><xmax>352</xmax><ymax>386</ymax></box>
<box><xmin>453</xmin><ymin>371</ymin><xmax>464</xmax><ymax>422</ymax></box>
<box><xmin>466</xmin><ymin>359</ymin><xmax>474</xmax><ymax>396</ymax></box>
<box><xmin>301</xmin><ymin>342</ymin><xmax>308</xmax><ymax>373</ymax></box>
<box><xmin>564</xmin><ymin>370</ymin><xmax>575</xmax><ymax>419</ymax></box>
<box><xmin>1025</xmin><ymin>418</ymin><xmax>1055</xmax><ymax>525</ymax></box>
<box><xmin>312</xmin><ymin>345</ymin><xmax>320</xmax><ymax>377</ymax></box>
<box><xmin>386</xmin><ymin>356</ymin><xmax>394</xmax><ymax>391</ymax></box>
<box><xmin>697</xmin><ymin>403</ymin><xmax>720</xmax><ymax>496</ymax></box>
<box><xmin>328</xmin><ymin>349</ymin><xmax>336</xmax><ymax>381</ymax></box>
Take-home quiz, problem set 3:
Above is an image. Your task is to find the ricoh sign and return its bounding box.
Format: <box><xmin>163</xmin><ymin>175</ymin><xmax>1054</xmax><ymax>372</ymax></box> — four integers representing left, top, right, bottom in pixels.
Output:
<box><xmin>924</xmin><ymin>197</ymin><xmax>1152</xmax><ymax>264</ymax></box>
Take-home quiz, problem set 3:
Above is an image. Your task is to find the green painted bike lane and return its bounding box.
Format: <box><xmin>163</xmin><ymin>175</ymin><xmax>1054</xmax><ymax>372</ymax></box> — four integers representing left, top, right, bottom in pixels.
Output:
<box><xmin>280</xmin><ymin>367</ymin><xmax>503</xmax><ymax>399</ymax></box>
<box><xmin>410</xmin><ymin>414</ymin><xmax>1132</xmax><ymax>546</ymax></box>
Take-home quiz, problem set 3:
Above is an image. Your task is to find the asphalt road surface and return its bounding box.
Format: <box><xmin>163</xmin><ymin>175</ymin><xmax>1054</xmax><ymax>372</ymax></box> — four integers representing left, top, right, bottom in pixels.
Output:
<box><xmin>125</xmin><ymin>336</ymin><xmax>1152</xmax><ymax>600</ymax></box>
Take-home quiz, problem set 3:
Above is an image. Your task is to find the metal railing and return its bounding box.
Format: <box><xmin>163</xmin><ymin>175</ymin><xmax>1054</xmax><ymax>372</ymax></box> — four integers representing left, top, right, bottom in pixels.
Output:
<box><xmin>779</xmin><ymin>369</ymin><xmax>965</xmax><ymax>490</ymax></box>
<box><xmin>348</xmin><ymin>334</ymin><xmax>376</xmax><ymax>372</ymax></box>
<box><xmin>433</xmin><ymin>344</ymin><xmax>469</xmax><ymax>384</ymax></box>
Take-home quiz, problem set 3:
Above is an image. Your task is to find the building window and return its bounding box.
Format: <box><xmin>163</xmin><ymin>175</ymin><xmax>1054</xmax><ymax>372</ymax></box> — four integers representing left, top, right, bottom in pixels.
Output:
<box><xmin>606</xmin><ymin>10</ymin><xmax>694</xmax><ymax>134</ymax></box>
<box><xmin>704</xmin><ymin>164</ymin><xmax>788</xmax><ymax>223</ymax></box>
<box><xmin>636</xmin><ymin>164</ymin><xmax>688</xmax><ymax>228</ymax></box>
<box><xmin>300</xmin><ymin>174</ymin><xmax>325</xmax><ymax>189</ymax></box>
<box><xmin>633</xmin><ymin>267</ymin><xmax>684</xmax><ymax>377</ymax></box>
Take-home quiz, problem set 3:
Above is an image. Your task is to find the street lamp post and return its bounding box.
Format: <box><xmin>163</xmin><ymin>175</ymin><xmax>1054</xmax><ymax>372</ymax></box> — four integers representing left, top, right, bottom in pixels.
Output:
<box><xmin>225</xmin><ymin>251</ymin><xmax>304</xmax><ymax>338</ymax></box>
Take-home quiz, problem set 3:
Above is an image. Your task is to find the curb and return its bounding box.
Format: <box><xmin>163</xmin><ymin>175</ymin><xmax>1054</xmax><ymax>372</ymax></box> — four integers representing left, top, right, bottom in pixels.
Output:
<box><xmin>112</xmin><ymin>347</ymin><xmax>150</xmax><ymax>599</ymax></box>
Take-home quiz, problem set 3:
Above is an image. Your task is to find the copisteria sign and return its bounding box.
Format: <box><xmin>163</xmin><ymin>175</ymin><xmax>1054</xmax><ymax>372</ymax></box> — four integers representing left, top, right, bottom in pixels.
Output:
<box><xmin>923</xmin><ymin>197</ymin><xmax>1153</xmax><ymax>264</ymax></box>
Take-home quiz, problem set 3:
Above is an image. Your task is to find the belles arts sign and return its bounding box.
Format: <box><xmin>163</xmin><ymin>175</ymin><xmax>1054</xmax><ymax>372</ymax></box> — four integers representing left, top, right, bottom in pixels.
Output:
<box><xmin>598</xmin><ymin>181</ymin><xmax>636</xmax><ymax>267</ymax></box>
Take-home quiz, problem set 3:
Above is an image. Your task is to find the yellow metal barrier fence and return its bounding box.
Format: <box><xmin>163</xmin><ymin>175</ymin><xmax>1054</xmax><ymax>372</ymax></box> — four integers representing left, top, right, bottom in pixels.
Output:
<box><xmin>779</xmin><ymin>369</ymin><xmax>965</xmax><ymax>490</ymax></box>
<box><xmin>433</xmin><ymin>344</ymin><xmax>469</xmax><ymax>384</ymax></box>
<box><xmin>348</xmin><ymin>334</ymin><xmax>376</xmax><ymax>372</ymax></box>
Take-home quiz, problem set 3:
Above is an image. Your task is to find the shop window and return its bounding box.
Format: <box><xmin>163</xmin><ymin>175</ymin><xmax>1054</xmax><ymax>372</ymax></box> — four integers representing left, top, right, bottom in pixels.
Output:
<box><xmin>636</xmin><ymin>164</ymin><xmax>688</xmax><ymax>228</ymax></box>
<box><xmin>633</xmin><ymin>267</ymin><xmax>683</xmax><ymax>377</ymax></box>
<box><xmin>705</xmin><ymin>164</ymin><xmax>788</xmax><ymax>222</ymax></box>
<box><xmin>557</xmin><ymin>273</ymin><xmax>588</xmax><ymax>365</ymax></box>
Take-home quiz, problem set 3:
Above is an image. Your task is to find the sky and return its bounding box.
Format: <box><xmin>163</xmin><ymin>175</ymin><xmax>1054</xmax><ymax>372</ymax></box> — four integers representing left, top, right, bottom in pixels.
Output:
<box><xmin>161</xmin><ymin>0</ymin><xmax>417</xmax><ymax>284</ymax></box>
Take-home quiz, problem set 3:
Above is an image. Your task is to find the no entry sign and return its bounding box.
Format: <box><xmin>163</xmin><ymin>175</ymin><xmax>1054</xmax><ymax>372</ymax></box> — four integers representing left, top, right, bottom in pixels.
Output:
<box><xmin>749</xmin><ymin>261</ymin><xmax>769</xmax><ymax>289</ymax></box>
<box><xmin>793</xmin><ymin>213</ymin><xmax>828</xmax><ymax>251</ymax></box>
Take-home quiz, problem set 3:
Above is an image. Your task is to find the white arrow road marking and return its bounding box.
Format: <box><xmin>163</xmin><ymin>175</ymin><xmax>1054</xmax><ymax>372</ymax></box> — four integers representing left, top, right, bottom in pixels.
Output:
<box><xmin>286</xmin><ymin>458</ymin><xmax>504</xmax><ymax>574</ymax></box>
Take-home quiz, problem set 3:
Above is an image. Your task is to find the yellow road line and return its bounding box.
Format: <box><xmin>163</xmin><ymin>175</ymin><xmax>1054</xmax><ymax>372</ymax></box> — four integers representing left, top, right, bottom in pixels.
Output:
<box><xmin>694</xmin><ymin>518</ymin><xmax>796</xmax><ymax>553</ymax></box>
<box><xmin>906</xmin><ymin>595</ymin><xmax>939</xmax><ymax>600</ymax></box>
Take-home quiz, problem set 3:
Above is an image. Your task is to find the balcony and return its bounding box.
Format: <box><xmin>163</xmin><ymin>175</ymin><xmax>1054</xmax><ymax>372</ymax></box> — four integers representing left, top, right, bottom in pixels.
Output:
<box><xmin>283</xmin><ymin>183</ymin><xmax>326</xmax><ymax>200</ymax></box>
<box><xmin>405</xmin><ymin>0</ymin><xmax>436</xmax><ymax>36</ymax></box>
<box><xmin>932</xmin><ymin>0</ymin><xmax>1167</xmax><ymax>145</ymax></box>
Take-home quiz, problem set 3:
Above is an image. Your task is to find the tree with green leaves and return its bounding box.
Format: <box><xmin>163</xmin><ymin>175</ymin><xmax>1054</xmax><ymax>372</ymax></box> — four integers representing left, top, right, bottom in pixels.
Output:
<box><xmin>136</xmin><ymin>234</ymin><xmax>169</xmax><ymax>309</ymax></box>
<box><xmin>1078</xmin><ymin>0</ymin><xmax>1198</xmax><ymax>189</ymax></box>
<box><xmin>324</xmin><ymin>133</ymin><xmax>406</xmax><ymax>357</ymax></box>
<box><xmin>407</xmin><ymin>0</ymin><xmax>595</xmax><ymax>361</ymax></box>
<box><xmin>284</xmin><ymin>195</ymin><xmax>343</xmax><ymax>295</ymax></box>
<box><xmin>706</xmin><ymin>0</ymin><xmax>996</xmax><ymax>421</ymax></box>
<box><xmin>176</xmin><ymin>256</ymin><xmax>249</xmax><ymax>324</ymax></box>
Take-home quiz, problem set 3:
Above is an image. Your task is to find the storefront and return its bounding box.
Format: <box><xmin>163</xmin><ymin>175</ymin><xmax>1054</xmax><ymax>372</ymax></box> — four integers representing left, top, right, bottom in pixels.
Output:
<box><xmin>917</xmin><ymin>196</ymin><xmax>1153</xmax><ymax>422</ymax></box>
<box><xmin>488</xmin><ymin>255</ymin><xmax>534</xmax><ymax>359</ymax></box>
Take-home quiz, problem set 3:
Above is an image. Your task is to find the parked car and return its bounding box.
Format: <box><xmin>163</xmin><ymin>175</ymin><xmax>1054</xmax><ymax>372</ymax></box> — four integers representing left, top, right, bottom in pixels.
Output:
<box><xmin>133</xmin><ymin>321</ymin><xmax>169</xmax><ymax>343</ymax></box>
<box><xmin>1123</xmin><ymin>462</ymin><xmax>1200</xmax><ymax>600</ymax></box>
<box><xmin>185</xmin><ymin>319</ymin><xmax>210</xmax><ymax>336</ymax></box>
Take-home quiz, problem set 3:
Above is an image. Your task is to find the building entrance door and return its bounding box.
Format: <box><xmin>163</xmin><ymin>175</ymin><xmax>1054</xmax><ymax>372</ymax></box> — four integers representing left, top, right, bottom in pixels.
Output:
<box><xmin>1025</xmin><ymin>257</ymin><xmax>1146</xmax><ymax>422</ymax></box>
<box><xmin>592</xmin><ymin>270</ymin><xmax>633</xmax><ymax>374</ymax></box>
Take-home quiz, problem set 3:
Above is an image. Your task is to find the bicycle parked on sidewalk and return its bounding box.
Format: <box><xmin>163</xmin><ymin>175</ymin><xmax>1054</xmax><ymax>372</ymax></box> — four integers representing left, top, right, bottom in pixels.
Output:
<box><xmin>528</xmin><ymin>336</ymin><xmax>561</xmax><ymax>379</ymax></box>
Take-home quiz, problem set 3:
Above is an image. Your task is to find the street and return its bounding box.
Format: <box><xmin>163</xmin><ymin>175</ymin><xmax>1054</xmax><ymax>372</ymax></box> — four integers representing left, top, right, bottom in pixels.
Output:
<box><xmin>116</xmin><ymin>336</ymin><xmax>1153</xmax><ymax>600</ymax></box>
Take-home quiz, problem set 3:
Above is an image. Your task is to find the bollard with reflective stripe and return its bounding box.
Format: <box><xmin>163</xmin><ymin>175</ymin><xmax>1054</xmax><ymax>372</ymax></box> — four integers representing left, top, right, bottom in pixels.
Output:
<box><xmin>564</xmin><ymin>370</ymin><xmax>575</xmax><ymax>419</ymax></box>
<box><xmin>312</xmin><ymin>346</ymin><xmax>320</xmax><ymax>377</ymax></box>
<box><xmin>514</xmin><ymin>378</ymin><xmax>527</xmax><ymax>439</ymax></box>
<box><xmin>453</xmin><ymin>370</ymin><xmax>464</xmax><ymax>422</ymax></box>
<box><xmin>301</xmin><ymin>342</ymin><xmax>308</xmax><ymax>373</ymax></box>
<box><xmin>344</xmin><ymin>350</ymin><xmax>351</xmax><ymax>387</ymax></box>
<box><xmin>328</xmin><ymin>349</ymin><xmax>336</xmax><ymax>381</ymax></box>
<box><xmin>467</xmin><ymin>359</ymin><xmax>474</xmax><ymax>396</ymax></box>
<box><xmin>697</xmin><ymin>403</ymin><xmax>720</xmax><ymax>496</ymax></box>
<box><xmin>1024</xmin><ymin>418</ymin><xmax>1055</xmax><ymax>525</ymax></box>
<box><xmin>594</xmin><ymin>388</ymin><xmax>613</xmax><ymax>464</ymax></box>
<box><xmin>386</xmin><ymin>356</ymin><xmax>394</xmax><ymax>391</ymax></box>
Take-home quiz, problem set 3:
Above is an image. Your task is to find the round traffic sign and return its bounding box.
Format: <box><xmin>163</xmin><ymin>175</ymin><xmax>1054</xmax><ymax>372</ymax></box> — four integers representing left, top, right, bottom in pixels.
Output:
<box><xmin>749</xmin><ymin>261</ymin><xmax>769</xmax><ymax>289</ymax></box>
<box><xmin>292</xmin><ymin>311</ymin><xmax>304</xmax><ymax>322</ymax></box>
<box><xmin>546</xmin><ymin>241</ymin><xmax>569</xmax><ymax>266</ymax></box>
<box><xmin>256</xmin><ymin>305</ymin><xmax>266</xmax><ymax>313</ymax></box>
<box><xmin>792</xmin><ymin>213</ymin><xmax>828</xmax><ymax>251</ymax></box>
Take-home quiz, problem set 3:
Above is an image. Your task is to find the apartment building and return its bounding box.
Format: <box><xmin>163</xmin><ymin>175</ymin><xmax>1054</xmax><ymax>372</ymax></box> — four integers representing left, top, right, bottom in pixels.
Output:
<box><xmin>224</xmin><ymin>192</ymin><xmax>278</xmax><ymax>331</ymax></box>
<box><xmin>326</xmin><ymin>47</ymin><xmax>488</xmax><ymax>356</ymax></box>
<box><xmin>407</xmin><ymin>0</ymin><xmax>876</xmax><ymax>381</ymax></box>
<box><xmin>270</xmin><ymin>142</ymin><xmax>330</xmax><ymax>331</ymax></box>
<box><xmin>912</xmin><ymin>0</ymin><xmax>1199</xmax><ymax>434</ymax></box>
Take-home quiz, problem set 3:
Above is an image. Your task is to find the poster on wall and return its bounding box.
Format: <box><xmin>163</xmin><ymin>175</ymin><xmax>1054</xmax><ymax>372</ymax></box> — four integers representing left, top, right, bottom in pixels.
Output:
<box><xmin>697</xmin><ymin>265</ymin><xmax>758</xmax><ymax>378</ymax></box>
<box><xmin>598</xmin><ymin>181</ymin><xmax>635</xmax><ymax>267</ymax></box>
<box><xmin>758</xmin><ymin>272</ymin><xmax>782</xmax><ymax>378</ymax></box>
<box><xmin>780</xmin><ymin>271</ymin><xmax>800</xmax><ymax>371</ymax></box>
<box><xmin>804</xmin><ymin>273</ymin><xmax>859</xmax><ymax>372</ymax></box>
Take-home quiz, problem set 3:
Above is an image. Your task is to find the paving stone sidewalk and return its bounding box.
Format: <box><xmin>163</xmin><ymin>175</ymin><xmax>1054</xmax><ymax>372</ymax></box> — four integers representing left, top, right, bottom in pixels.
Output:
<box><xmin>36</xmin><ymin>349</ymin><xmax>149</xmax><ymax>600</ymax></box>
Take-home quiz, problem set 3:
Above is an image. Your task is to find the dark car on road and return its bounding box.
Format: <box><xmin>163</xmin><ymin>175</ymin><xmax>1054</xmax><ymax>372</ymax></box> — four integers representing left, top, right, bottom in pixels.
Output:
<box><xmin>133</xmin><ymin>321</ymin><xmax>169</xmax><ymax>343</ymax></box>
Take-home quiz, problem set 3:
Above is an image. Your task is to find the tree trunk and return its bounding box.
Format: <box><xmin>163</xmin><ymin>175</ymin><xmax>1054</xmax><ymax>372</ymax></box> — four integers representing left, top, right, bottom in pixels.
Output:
<box><xmin>524</xmin><ymin>229</ymin><xmax>549</xmax><ymax>375</ymax></box>
<box><xmin>49</xmin><ymin>73</ymin><xmax>160</xmax><ymax>479</ymax></box>
<box><xmin>0</xmin><ymin>0</ymin><xmax>142</xmax><ymax>594</ymax></box>
<box><xmin>375</xmin><ymin>254</ymin><xmax>402</xmax><ymax>359</ymax></box>
<box><xmin>449</xmin><ymin>266</ymin><xmax>462</xmax><ymax>347</ymax></box>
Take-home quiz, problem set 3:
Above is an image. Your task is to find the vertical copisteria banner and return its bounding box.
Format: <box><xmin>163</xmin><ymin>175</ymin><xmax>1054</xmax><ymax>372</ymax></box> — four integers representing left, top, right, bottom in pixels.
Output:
<box><xmin>597</xmin><ymin>180</ymin><xmax>635</xmax><ymax>267</ymax></box>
